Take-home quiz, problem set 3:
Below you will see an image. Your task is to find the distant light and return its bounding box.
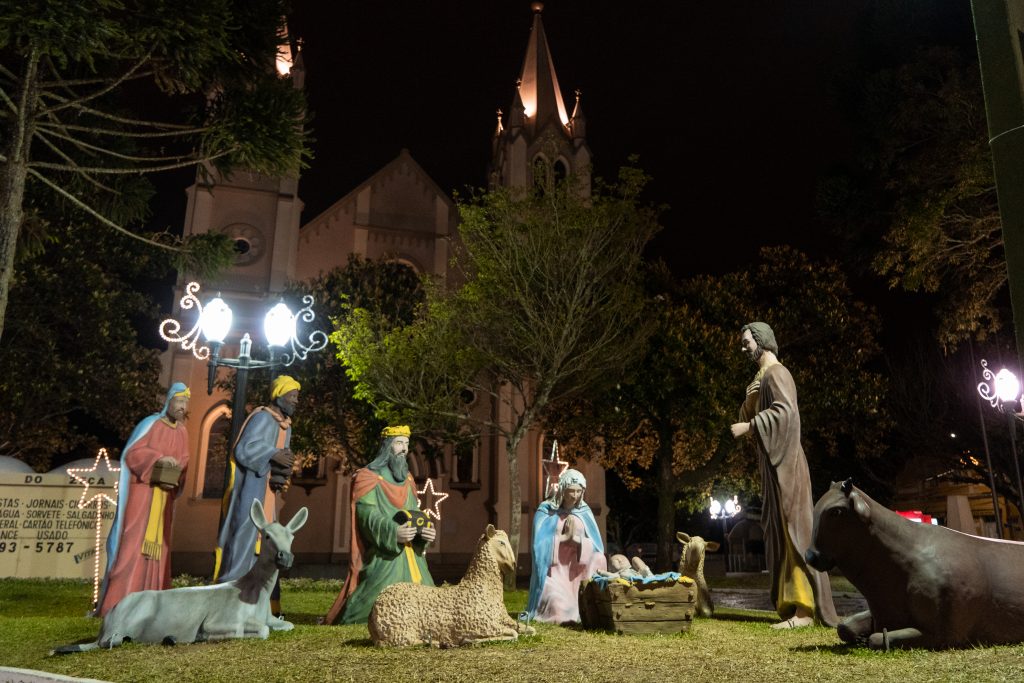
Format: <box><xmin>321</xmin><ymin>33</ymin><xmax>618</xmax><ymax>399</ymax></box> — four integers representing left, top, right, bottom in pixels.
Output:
<box><xmin>950</xmin><ymin>432</ymin><xmax>957</xmax><ymax>439</ymax></box>
<box><xmin>276</xmin><ymin>44</ymin><xmax>292</xmax><ymax>76</ymax></box>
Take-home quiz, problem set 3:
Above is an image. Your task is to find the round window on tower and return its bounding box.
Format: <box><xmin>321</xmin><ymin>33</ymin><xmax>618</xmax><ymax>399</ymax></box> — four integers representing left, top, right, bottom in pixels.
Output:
<box><xmin>221</xmin><ymin>223</ymin><xmax>265</xmax><ymax>266</ymax></box>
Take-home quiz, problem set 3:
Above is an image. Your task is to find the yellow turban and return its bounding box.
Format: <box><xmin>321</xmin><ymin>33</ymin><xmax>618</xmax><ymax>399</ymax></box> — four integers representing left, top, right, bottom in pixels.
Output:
<box><xmin>271</xmin><ymin>375</ymin><xmax>301</xmax><ymax>399</ymax></box>
<box><xmin>381</xmin><ymin>425</ymin><xmax>411</xmax><ymax>438</ymax></box>
<box><xmin>172</xmin><ymin>386</ymin><xmax>191</xmax><ymax>398</ymax></box>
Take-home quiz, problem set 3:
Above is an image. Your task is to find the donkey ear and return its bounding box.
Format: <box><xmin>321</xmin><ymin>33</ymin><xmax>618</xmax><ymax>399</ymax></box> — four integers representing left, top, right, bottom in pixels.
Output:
<box><xmin>486</xmin><ymin>524</ymin><xmax>496</xmax><ymax>538</ymax></box>
<box><xmin>676</xmin><ymin>531</ymin><xmax>691</xmax><ymax>543</ymax></box>
<box><xmin>287</xmin><ymin>507</ymin><xmax>309</xmax><ymax>533</ymax></box>
<box><xmin>249</xmin><ymin>499</ymin><xmax>268</xmax><ymax>531</ymax></box>
<box><xmin>704</xmin><ymin>541</ymin><xmax>720</xmax><ymax>553</ymax></box>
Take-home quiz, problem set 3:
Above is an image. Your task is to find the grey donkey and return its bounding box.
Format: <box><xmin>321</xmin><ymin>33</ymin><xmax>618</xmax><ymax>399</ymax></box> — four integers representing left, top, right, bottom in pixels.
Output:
<box><xmin>53</xmin><ymin>500</ymin><xmax>308</xmax><ymax>653</ymax></box>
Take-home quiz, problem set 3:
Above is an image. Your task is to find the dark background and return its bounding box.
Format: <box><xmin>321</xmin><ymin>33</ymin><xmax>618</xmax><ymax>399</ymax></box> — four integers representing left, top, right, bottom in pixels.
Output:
<box><xmin>286</xmin><ymin>0</ymin><xmax>873</xmax><ymax>276</ymax></box>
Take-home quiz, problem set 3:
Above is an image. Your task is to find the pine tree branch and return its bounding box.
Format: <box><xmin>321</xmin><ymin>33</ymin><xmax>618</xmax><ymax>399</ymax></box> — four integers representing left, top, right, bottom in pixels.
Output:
<box><xmin>0</xmin><ymin>82</ymin><xmax>17</xmax><ymax>115</ymax></box>
<box><xmin>27</xmin><ymin>167</ymin><xmax>182</xmax><ymax>253</ymax></box>
<box><xmin>29</xmin><ymin>149</ymin><xmax>233</xmax><ymax>174</ymax></box>
<box><xmin>36</xmin><ymin>69</ymin><xmax>156</xmax><ymax>89</ymax></box>
<box><xmin>31</xmin><ymin>129</ymin><xmax>118</xmax><ymax>194</ymax></box>
<box><xmin>35</xmin><ymin>93</ymin><xmax>193</xmax><ymax>130</ymax></box>
<box><xmin>39</xmin><ymin>53</ymin><xmax>153</xmax><ymax>117</ymax></box>
<box><xmin>35</xmin><ymin>120</ymin><xmax>208</xmax><ymax>139</ymax></box>
<box><xmin>33</xmin><ymin>125</ymin><xmax>197</xmax><ymax>164</ymax></box>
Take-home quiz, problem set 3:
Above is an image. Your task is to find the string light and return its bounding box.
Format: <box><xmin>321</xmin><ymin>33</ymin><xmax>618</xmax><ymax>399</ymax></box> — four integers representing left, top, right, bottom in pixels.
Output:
<box><xmin>416</xmin><ymin>478</ymin><xmax>449</xmax><ymax>521</ymax></box>
<box><xmin>67</xmin><ymin>448</ymin><xmax>120</xmax><ymax>607</ymax></box>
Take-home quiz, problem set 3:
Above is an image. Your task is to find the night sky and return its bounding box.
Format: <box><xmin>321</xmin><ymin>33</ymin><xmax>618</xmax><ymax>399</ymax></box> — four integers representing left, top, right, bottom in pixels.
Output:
<box><xmin>286</xmin><ymin>0</ymin><xmax>880</xmax><ymax>277</ymax></box>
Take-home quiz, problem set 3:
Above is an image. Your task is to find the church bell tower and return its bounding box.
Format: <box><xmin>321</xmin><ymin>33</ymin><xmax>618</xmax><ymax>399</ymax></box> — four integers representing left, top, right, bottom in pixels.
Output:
<box><xmin>489</xmin><ymin>2</ymin><xmax>591</xmax><ymax>192</ymax></box>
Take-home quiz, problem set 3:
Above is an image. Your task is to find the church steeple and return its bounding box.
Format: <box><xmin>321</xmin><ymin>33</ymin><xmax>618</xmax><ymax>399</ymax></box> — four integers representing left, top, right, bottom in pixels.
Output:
<box><xmin>489</xmin><ymin>2</ymin><xmax>591</xmax><ymax>192</ymax></box>
<box><xmin>517</xmin><ymin>2</ymin><xmax>570</xmax><ymax>136</ymax></box>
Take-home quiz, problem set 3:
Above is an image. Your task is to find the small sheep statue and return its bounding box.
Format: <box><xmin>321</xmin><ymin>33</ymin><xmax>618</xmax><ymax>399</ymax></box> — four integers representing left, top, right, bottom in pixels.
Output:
<box><xmin>676</xmin><ymin>531</ymin><xmax>719</xmax><ymax>618</ymax></box>
<box><xmin>368</xmin><ymin>524</ymin><xmax>536</xmax><ymax>647</ymax></box>
<box><xmin>53</xmin><ymin>500</ymin><xmax>307</xmax><ymax>653</ymax></box>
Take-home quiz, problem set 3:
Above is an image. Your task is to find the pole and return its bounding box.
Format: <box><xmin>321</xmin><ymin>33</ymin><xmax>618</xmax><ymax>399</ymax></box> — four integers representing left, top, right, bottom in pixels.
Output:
<box><xmin>1007</xmin><ymin>411</ymin><xmax>1024</xmax><ymax>537</ymax></box>
<box><xmin>972</xmin><ymin>340</ymin><xmax>1005</xmax><ymax>538</ymax></box>
<box><xmin>978</xmin><ymin>403</ymin><xmax>1005</xmax><ymax>539</ymax></box>
<box><xmin>971</xmin><ymin>1</ymin><xmax>1024</xmax><ymax>362</ymax></box>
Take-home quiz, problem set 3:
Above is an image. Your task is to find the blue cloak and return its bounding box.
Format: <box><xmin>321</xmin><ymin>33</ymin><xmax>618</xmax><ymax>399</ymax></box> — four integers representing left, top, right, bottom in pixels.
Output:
<box><xmin>526</xmin><ymin>500</ymin><xmax>604</xmax><ymax>619</ymax></box>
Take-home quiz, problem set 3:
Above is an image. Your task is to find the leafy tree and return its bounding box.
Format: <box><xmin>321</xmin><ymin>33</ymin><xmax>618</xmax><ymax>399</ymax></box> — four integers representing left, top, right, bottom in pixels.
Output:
<box><xmin>816</xmin><ymin>1</ymin><xmax>998</xmax><ymax>351</ymax></box>
<box><xmin>220</xmin><ymin>256</ymin><xmax>425</xmax><ymax>478</ymax></box>
<box><xmin>0</xmin><ymin>218</ymin><xmax>165</xmax><ymax>470</ymax></box>
<box><xmin>865</xmin><ymin>47</ymin><xmax>999</xmax><ymax>351</ymax></box>
<box><xmin>551</xmin><ymin>247</ymin><xmax>890</xmax><ymax>569</ymax></box>
<box><xmin>333</xmin><ymin>168</ymin><xmax>661</xmax><ymax>571</ymax></box>
<box><xmin>0</xmin><ymin>0</ymin><xmax>309</xmax><ymax>342</ymax></box>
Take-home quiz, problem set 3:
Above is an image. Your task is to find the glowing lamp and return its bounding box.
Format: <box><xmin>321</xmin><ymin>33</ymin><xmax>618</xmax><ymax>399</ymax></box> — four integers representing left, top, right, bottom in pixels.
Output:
<box><xmin>709</xmin><ymin>497</ymin><xmax>722</xmax><ymax>519</ymax></box>
<box><xmin>724</xmin><ymin>496</ymin><xmax>740</xmax><ymax>517</ymax></box>
<box><xmin>995</xmin><ymin>368</ymin><xmax>1021</xmax><ymax>403</ymax></box>
<box><xmin>264</xmin><ymin>302</ymin><xmax>295</xmax><ymax>347</ymax></box>
<box><xmin>200</xmin><ymin>296</ymin><xmax>232</xmax><ymax>343</ymax></box>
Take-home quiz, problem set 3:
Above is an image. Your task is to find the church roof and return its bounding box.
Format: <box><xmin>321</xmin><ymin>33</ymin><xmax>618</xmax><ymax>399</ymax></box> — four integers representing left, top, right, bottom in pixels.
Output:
<box><xmin>515</xmin><ymin>2</ymin><xmax>570</xmax><ymax>136</ymax></box>
<box><xmin>300</xmin><ymin>148</ymin><xmax>453</xmax><ymax>231</ymax></box>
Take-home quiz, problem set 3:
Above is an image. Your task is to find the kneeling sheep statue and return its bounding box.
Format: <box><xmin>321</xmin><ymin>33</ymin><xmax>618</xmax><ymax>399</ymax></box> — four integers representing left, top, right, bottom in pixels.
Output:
<box><xmin>368</xmin><ymin>524</ymin><xmax>535</xmax><ymax>647</ymax></box>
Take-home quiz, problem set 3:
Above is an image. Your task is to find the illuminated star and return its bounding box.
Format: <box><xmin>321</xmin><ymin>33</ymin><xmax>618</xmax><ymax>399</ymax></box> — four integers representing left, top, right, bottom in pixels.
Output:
<box><xmin>541</xmin><ymin>442</ymin><xmax>568</xmax><ymax>499</ymax></box>
<box><xmin>67</xmin><ymin>448</ymin><xmax>120</xmax><ymax>509</ymax></box>
<box><xmin>416</xmin><ymin>478</ymin><xmax>449</xmax><ymax>521</ymax></box>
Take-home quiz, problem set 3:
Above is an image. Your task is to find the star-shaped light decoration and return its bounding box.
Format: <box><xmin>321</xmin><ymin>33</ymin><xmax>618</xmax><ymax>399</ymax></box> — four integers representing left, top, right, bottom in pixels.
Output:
<box><xmin>67</xmin><ymin>448</ymin><xmax>120</xmax><ymax>608</ymax></box>
<box><xmin>541</xmin><ymin>440</ymin><xmax>568</xmax><ymax>500</ymax></box>
<box><xmin>416</xmin><ymin>478</ymin><xmax>450</xmax><ymax>521</ymax></box>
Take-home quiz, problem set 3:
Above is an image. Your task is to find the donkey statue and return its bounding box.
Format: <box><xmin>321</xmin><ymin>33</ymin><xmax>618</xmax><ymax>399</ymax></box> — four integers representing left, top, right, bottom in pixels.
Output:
<box><xmin>53</xmin><ymin>500</ymin><xmax>307</xmax><ymax>653</ymax></box>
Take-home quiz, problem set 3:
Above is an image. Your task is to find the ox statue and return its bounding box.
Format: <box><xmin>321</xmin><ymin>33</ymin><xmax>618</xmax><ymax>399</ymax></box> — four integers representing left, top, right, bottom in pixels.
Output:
<box><xmin>53</xmin><ymin>500</ymin><xmax>307</xmax><ymax>653</ymax></box>
<box><xmin>806</xmin><ymin>478</ymin><xmax>1024</xmax><ymax>650</ymax></box>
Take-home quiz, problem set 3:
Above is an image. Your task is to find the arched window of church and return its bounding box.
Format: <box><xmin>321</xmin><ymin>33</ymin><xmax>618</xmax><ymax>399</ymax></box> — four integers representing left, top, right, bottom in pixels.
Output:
<box><xmin>553</xmin><ymin>159</ymin><xmax>569</xmax><ymax>184</ymax></box>
<box><xmin>199</xmin><ymin>404</ymin><xmax>232</xmax><ymax>500</ymax></box>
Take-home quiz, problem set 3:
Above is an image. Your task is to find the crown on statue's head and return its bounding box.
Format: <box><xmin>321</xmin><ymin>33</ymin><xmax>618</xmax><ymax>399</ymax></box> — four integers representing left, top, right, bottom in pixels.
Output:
<box><xmin>381</xmin><ymin>425</ymin><xmax>411</xmax><ymax>438</ymax></box>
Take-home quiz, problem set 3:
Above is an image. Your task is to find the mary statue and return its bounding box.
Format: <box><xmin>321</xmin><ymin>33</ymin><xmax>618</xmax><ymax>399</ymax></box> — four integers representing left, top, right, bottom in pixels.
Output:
<box><xmin>526</xmin><ymin>469</ymin><xmax>606</xmax><ymax>623</ymax></box>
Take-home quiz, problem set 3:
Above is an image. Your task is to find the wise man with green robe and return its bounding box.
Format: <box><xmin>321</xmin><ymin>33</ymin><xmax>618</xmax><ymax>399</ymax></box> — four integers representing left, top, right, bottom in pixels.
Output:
<box><xmin>323</xmin><ymin>426</ymin><xmax>436</xmax><ymax>625</ymax></box>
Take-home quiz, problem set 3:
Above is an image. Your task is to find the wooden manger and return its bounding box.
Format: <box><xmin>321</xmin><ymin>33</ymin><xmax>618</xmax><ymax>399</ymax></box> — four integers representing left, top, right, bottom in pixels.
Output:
<box><xmin>579</xmin><ymin>575</ymin><xmax>697</xmax><ymax>635</ymax></box>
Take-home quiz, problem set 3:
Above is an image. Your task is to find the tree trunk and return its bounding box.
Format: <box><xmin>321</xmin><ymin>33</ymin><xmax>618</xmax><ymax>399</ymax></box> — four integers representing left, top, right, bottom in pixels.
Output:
<box><xmin>504</xmin><ymin>430</ymin><xmax>523</xmax><ymax>590</ymax></box>
<box><xmin>654</xmin><ymin>428</ymin><xmax>677</xmax><ymax>572</ymax></box>
<box><xmin>0</xmin><ymin>49</ymin><xmax>39</xmax><ymax>344</ymax></box>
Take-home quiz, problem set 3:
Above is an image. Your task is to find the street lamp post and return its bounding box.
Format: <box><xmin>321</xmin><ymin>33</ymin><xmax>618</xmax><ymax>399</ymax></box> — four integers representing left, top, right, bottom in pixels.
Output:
<box><xmin>978</xmin><ymin>360</ymin><xmax>1024</xmax><ymax>535</ymax></box>
<box><xmin>159</xmin><ymin>282</ymin><xmax>327</xmax><ymax>487</ymax></box>
<box><xmin>710</xmin><ymin>495</ymin><xmax>741</xmax><ymax>572</ymax></box>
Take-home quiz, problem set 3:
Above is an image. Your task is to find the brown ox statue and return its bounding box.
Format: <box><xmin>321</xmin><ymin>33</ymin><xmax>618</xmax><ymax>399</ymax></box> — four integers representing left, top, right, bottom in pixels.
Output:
<box><xmin>806</xmin><ymin>478</ymin><xmax>1024</xmax><ymax>650</ymax></box>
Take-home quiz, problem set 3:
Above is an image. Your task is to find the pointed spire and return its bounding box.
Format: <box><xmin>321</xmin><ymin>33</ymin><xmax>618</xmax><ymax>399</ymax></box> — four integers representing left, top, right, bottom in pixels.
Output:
<box><xmin>516</xmin><ymin>2</ymin><xmax>569</xmax><ymax>133</ymax></box>
<box><xmin>510</xmin><ymin>82</ymin><xmax>526</xmax><ymax>130</ymax></box>
<box><xmin>494</xmin><ymin>108</ymin><xmax>505</xmax><ymax>138</ymax></box>
<box><xmin>569</xmin><ymin>88</ymin><xmax>586</xmax><ymax>140</ymax></box>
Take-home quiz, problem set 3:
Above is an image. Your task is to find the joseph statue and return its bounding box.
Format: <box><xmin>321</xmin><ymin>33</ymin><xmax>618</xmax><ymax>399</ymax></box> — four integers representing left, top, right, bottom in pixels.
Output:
<box><xmin>730</xmin><ymin>322</ymin><xmax>838</xmax><ymax>629</ymax></box>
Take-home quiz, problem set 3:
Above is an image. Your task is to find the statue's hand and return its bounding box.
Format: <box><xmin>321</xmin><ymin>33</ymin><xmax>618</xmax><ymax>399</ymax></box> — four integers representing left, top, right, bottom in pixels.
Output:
<box><xmin>419</xmin><ymin>525</ymin><xmax>436</xmax><ymax>543</ymax></box>
<box><xmin>270</xmin><ymin>448</ymin><xmax>295</xmax><ymax>469</ymax></box>
<box><xmin>560</xmin><ymin>515</ymin><xmax>577</xmax><ymax>542</ymax></box>
<box><xmin>396</xmin><ymin>522</ymin><xmax>418</xmax><ymax>543</ymax></box>
<box><xmin>730</xmin><ymin>422</ymin><xmax>750</xmax><ymax>439</ymax></box>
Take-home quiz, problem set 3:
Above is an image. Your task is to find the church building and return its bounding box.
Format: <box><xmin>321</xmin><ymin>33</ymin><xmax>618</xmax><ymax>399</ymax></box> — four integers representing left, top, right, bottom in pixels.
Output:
<box><xmin>160</xmin><ymin>4</ymin><xmax>607</xmax><ymax>580</ymax></box>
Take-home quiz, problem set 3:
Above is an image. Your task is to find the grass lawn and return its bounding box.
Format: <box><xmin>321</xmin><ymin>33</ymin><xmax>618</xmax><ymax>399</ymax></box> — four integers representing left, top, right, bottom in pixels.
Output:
<box><xmin>2</xmin><ymin>577</ymin><xmax>1023</xmax><ymax>683</ymax></box>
